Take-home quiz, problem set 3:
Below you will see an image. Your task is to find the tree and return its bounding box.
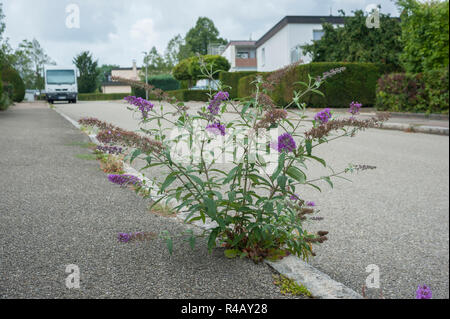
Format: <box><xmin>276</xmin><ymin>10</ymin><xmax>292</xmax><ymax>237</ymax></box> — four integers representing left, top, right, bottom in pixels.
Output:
<box><xmin>165</xmin><ymin>34</ymin><xmax>193</xmax><ymax>67</ymax></box>
<box><xmin>173</xmin><ymin>55</ymin><xmax>230</xmax><ymax>87</ymax></box>
<box><xmin>396</xmin><ymin>0</ymin><xmax>449</xmax><ymax>73</ymax></box>
<box><xmin>96</xmin><ymin>64</ymin><xmax>119</xmax><ymax>89</ymax></box>
<box><xmin>73</xmin><ymin>51</ymin><xmax>100</xmax><ymax>93</ymax></box>
<box><xmin>185</xmin><ymin>17</ymin><xmax>227</xmax><ymax>55</ymax></box>
<box><xmin>0</xmin><ymin>2</ymin><xmax>12</xmax><ymax>67</ymax></box>
<box><xmin>302</xmin><ymin>9</ymin><xmax>403</xmax><ymax>72</ymax></box>
<box><xmin>143</xmin><ymin>46</ymin><xmax>170</xmax><ymax>75</ymax></box>
<box><xmin>11</xmin><ymin>39</ymin><xmax>54</xmax><ymax>90</ymax></box>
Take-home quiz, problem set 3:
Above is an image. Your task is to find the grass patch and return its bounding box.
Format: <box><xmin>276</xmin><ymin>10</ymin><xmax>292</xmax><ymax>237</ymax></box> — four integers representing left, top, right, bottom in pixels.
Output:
<box><xmin>99</xmin><ymin>153</ymin><xmax>124</xmax><ymax>174</ymax></box>
<box><xmin>150</xmin><ymin>202</ymin><xmax>177</xmax><ymax>217</ymax></box>
<box><xmin>272</xmin><ymin>274</ymin><xmax>312</xmax><ymax>297</ymax></box>
<box><xmin>65</xmin><ymin>141</ymin><xmax>97</xmax><ymax>149</ymax></box>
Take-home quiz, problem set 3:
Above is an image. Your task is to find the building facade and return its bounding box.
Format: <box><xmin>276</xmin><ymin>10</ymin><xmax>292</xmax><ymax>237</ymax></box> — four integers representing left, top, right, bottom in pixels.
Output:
<box><xmin>256</xmin><ymin>16</ymin><xmax>344</xmax><ymax>72</ymax></box>
<box><xmin>221</xmin><ymin>41</ymin><xmax>258</xmax><ymax>72</ymax></box>
<box><xmin>101</xmin><ymin>60</ymin><xmax>142</xmax><ymax>94</ymax></box>
<box><xmin>221</xmin><ymin>16</ymin><xmax>345</xmax><ymax>73</ymax></box>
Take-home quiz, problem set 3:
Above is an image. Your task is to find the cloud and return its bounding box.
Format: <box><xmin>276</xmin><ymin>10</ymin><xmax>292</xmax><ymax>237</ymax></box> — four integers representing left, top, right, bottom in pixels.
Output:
<box><xmin>130</xmin><ymin>18</ymin><xmax>159</xmax><ymax>49</ymax></box>
<box><xmin>2</xmin><ymin>0</ymin><xmax>401</xmax><ymax>67</ymax></box>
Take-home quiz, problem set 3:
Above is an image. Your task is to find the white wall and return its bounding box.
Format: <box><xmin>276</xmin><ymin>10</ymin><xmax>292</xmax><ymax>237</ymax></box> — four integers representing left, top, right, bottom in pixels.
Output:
<box><xmin>257</xmin><ymin>25</ymin><xmax>289</xmax><ymax>72</ymax></box>
<box><xmin>221</xmin><ymin>45</ymin><xmax>236</xmax><ymax>69</ymax></box>
<box><xmin>257</xmin><ymin>23</ymin><xmax>343</xmax><ymax>71</ymax></box>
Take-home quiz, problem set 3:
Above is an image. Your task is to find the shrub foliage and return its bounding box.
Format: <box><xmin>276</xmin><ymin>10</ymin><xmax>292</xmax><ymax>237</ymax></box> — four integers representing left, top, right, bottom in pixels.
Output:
<box><xmin>238</xmin><ymin>62</ymin><xmax>384</xmax><ymax>107</ymax></box>
<box><xmin>1</xmin><ymin>65</ymin><xmax>25</xmax><ymax>102</ymax></box>
<box><xmin>376</xmin><ymin>67</ymin><xmax>449</xmax><ymax>114</ymax></box>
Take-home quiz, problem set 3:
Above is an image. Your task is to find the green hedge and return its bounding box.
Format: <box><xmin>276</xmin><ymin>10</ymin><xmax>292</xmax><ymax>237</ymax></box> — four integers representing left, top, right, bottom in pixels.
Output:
<box><xmin>166</xmin><ymin>89</ymin><xmax>214</xmax><ymax>102</ymax></box>
<box><xmin>219</xmin><ymin>71</ymin><xmax>258</xmax><ymax>99</ymax></box>
<box><xmin>237</xmin><ymin>62</ymin><xmax>385</xmax><ymax>107</ymax></box>
<box><xmin>1</xmin><ymin>65</ymin><xmax>25</xmax><ymax>102</ymax></box>
<box><xmin>237</xmin><ymin>72</ymin><xmax>268</xmax><ymax>100</ymax></box>
<box><xmin>1</xmin><ymin>73</ymin><xmax>12</xmax><ymax>111</ymax></box>
<box><xmin>78</xmin><ymin>93</ymin><xmax>129</xmax><ymax>101</ymax></box>
<box><xmin>132</xmin><ymin>74</ymin><xmax>180</xmax><ymax>99</ymax></box>
<box><xmin>376</xmin><ymin>67</ymin><xmax>449</xmax><ymax>114</ymax></box>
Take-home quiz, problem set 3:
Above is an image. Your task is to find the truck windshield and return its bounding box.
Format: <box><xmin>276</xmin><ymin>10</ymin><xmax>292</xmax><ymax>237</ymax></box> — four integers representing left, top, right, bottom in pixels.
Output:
<box><xmin>46</xmin><ymin>70</ymin><xmax>75</xmax><ymax>85</ymax></box>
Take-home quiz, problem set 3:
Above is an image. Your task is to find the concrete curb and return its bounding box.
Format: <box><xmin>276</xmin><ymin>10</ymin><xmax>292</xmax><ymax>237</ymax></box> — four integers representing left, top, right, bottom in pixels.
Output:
<box><xmin>379</xmin><ymin>122</ymin><xmax>449</xmax><ymax>136</ymax></box>
<box><xmin>52</xmin><ymin>106</ymin><xmax>363</xmax><ymax>299</ymax></box>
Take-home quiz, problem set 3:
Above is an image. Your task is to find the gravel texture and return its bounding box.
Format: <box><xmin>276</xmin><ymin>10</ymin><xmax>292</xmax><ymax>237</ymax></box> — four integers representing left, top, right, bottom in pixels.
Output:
<box><xmin>54</xmin><ymin>100</ymin><xmax>450</xmax><ymax>299</ymax></box>
<box><xmin>0</xmin><ymin>103</ymin><xmax>301</xmax><ymax>299</ymax></box>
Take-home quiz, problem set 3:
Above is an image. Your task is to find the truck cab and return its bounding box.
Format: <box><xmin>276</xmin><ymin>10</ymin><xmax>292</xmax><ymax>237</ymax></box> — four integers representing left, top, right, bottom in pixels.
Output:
<box><xmin>44</xmin><ymin>66</ymin><xmax>78</xmax><ymax>103</ymax></box>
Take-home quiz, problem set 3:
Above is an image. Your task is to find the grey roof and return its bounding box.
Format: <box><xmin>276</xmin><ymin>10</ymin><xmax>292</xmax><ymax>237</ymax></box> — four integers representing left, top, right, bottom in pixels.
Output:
<box><xmin>224</xmin><ymin>40</ymin><xmax>257</xmax><ymax>50</ymax></box>
<box><xmin>256</xmin><ymin>15</ymin><xmax>346</xmax><ymax>47</ymax></box>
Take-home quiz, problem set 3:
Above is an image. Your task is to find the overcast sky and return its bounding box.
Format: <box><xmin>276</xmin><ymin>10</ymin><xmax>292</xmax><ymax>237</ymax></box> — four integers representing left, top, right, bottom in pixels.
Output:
<box><xmin>2</xmin><ymin>0</ymin><xmax>400</xmax><ymax>67</ymax></box>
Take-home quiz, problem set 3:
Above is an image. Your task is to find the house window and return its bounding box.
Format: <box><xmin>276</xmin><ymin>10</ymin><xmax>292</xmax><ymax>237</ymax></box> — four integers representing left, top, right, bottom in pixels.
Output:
<box><xmin>261</xmin><ymin>48</ymin><xmax>266</xmax><ymax>66</ymax></box>
<box><xmin>313</xmin><ymin>30</ymin><xmax>325</xmax><ymax>41</ymax></box>
<box><xmin>236</xmin><ymin>51</ymin><xmax>249</xmax><ymax>59</ymax></box>
<box><xmin>290</xmin><ymin>46</ymin><xmax>303</xmax><ymax>63</ymax></box>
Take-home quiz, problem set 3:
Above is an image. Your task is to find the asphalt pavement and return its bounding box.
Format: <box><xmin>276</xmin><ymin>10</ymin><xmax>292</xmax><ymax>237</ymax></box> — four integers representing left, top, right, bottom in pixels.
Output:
<box><xmin>0</xmin><ymin>102</ymin><xmax>298</xmax><ymax>299</ymax></box>
<box><xmin>53</xmin><ymin>100</ymin><xmax>449</xmax><ymax>299</ymax></box>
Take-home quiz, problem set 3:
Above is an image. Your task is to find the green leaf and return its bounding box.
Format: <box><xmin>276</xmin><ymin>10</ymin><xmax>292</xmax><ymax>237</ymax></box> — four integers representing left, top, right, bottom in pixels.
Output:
<box><xmin>271</xmin><ymin>152</ymin><xmax>285</xmax><ymax>181</ymax></box>
<box><xmin>322</xmin><ymin>176</ymin><xmax>334</xmax><ymax>188</ymax></box>
<box><xmin>286</xmin><ymin>166</ymin><xmax>306</xmax><ymax>184</ymax></box>
<box><xmin>166</xmin><ymin>237</ymin><xmax>173</xmax><ymax>255</ymax></box>
<box><xmin>207</xmin><ymin>228</ymin><xmax>219</xmax><ymax>253</ymax></box>
<box><xmin>224</xmin><ymin>249</ymin><xmax>240</xmax><ymax>259</ymax></box>
<box><xmin>130</xmin><ymin>149</ymin><xmax>141</xmax><ymax>164</ymax></box>
<box><xmin>305</xmin><ymin>140</ymin><xmax>312</xmax><ymax>156</ymax></box>
<box><xmin>224</xmin><ymin>164</ymin><xmax>242</xmax><ymax>184</ymax></box>
<box><xmin>189</xmin><ymin>236</ymin><xmax>196</xmax><ymax>250</ymax></box>
<box><xmin>305</xmin><ymin>155</ymin><xmax>326</xmax><ymax>167</ymax></box>
<box><xmin>277</xmin><ymin>175</ymin><xmax>287</xmax><ymax>191</ymax></box>
<box><xmin>161</xmin><ymin>173</ymin><xmax>177</xmax><ymax>193</ymax></box>
<box><xmin>204</xmin><ymin>197</ymin><xmax>217</xmax><ymax>219</ymax></box>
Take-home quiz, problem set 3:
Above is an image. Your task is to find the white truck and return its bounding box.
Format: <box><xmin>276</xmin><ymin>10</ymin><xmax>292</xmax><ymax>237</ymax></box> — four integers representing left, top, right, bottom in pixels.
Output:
<box><xmin>44</xmin><ymin>65</ymin><xmax>78</xmax><ymax>103</ymax></box>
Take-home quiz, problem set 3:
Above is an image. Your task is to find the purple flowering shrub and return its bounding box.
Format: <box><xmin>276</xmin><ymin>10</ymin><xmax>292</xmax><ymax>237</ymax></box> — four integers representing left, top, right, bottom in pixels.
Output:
<box><xmin>81</xmin><ymin>58</ymin><xmax>388</xmax><ymax>261</ymax></box>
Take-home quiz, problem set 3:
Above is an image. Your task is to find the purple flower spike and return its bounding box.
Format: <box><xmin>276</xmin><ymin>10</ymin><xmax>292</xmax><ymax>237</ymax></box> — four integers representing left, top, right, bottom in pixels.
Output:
<box><xmin>207</xmin><ymin>91</ymin><xmax>229</xmax><ymax>115</ymax></box>
<box><xmin>416</xmin><ymin>285</ymin><xmax>432</xmax><ymax>299</ymax></box>
<box><xmin>290</xmin><ymin>194</ymin><xmax>299</xmax><ymax>201</ymax></box>
<box><xmin>118</xmin><ymin>233</ymin><xmax>131</xmax><ymax>243</ymax></box>
<box><xmin>206</xmin><ymin>122</ymin><xmax>226</xmax><ymax>136</ymax></box>
<box><xmin>124</xmin><ymin>96</ymin><xmax>154</xmax><ymax>119</ymax></box>
<box><xmin>275</xmin><ymin>133</ymin><xmax>296</xmax><ymax>153</ymax></box>
<box><xmin>349</xmin><ymin>101</ymin><xmax>362</xmax><ymax>115</ymax></box>
<box><xmin>314</xmin><ymin>108</ymin><xmax>332</xmax><ymax>124</ymax></box>
<box><xmin>108</xmin><ymin>174</ymin><xmax>142</xmax><ymax>187</ymax></box>
<box><xmin>306</xmin><ymin>201</ymin><xmax>316</xmax><ymax>207</ymax></box>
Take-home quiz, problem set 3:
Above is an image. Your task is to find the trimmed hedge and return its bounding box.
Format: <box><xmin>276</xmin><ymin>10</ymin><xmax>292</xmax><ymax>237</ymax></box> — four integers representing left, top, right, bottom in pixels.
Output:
<box><xmin>78</xmin><ymin>93</ymin><xmax>129</xmax><ymax>101</ymax></box>
<box><xmin>166</xmin><ymin>89</ymin><xmax>215</xmax><ymax>102</ymax></box>
<box><xmin>219</xmin><ymin>71</ymin><xmax>258</xmax><ymax>99</ymax></box>
<box><xmin>132</xmin><ymin>74</ymin><xmax>180</xmax><ymax>99</ymax></box>
<box><xmin>376</xmin><ymin>67</ymin><xmax>449</xmax><ymax>114</ymax></box>
<box><xmin>237</xmin><ymin>62</ymin><xmax>386</xmax><ymax>107</ymax></box>
<box><xmin>1</xmin><ymin>65</ymin><xmax>25</xmax><ymax>102</ymax></box>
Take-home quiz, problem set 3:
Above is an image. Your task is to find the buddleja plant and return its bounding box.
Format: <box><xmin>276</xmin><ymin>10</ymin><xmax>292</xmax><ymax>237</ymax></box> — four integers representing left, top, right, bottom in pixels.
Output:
<box><xmin>80</xmin><ymin>59</ymin><xmax>388</xmax><ymax>262</ymax></box>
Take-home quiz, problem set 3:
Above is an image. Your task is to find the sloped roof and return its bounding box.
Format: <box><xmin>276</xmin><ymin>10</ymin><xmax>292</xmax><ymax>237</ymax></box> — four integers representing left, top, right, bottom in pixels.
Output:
<box><xmin>256</xmin><ymin>16</ymin><xmax>346</xmax><ymax>47</ymax></box>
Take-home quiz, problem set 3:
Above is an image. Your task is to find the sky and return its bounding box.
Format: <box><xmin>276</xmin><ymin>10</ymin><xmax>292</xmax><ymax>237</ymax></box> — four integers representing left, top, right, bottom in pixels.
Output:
<box><xmin>2</xmin><ymin>0</ymin><xmax>401</xmax><ymax>67</ymax></box>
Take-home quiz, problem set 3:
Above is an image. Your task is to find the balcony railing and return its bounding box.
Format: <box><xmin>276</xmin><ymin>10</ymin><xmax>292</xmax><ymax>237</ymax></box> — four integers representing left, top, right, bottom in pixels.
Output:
<box><xmin>235</xmin><ymin>58</ymin><xmax>257</xmax><ymax>68</ymax></box>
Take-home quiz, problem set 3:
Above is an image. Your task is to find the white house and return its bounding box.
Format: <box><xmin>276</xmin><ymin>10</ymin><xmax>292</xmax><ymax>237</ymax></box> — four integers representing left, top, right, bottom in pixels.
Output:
<box><xmin>256</xmin><ymin>16</ymin><xmax>345</xmax><ymax>72</ymax></box>
<box><xmin>221</xmin><ymin>41</ymin><xmax>258</xmax><ymax>72</ymax></box>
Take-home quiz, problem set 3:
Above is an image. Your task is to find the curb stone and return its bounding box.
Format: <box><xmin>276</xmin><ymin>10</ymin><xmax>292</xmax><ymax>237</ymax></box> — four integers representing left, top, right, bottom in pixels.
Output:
<box><xmin>52</xmin><ymin>106</ymin><xmax>363</xmax><ymax>299</ymax></box>
<box><xmin>380</xmin><ymin>123</ymin><xmax>449</xmax><ymax>136</ymax></box>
